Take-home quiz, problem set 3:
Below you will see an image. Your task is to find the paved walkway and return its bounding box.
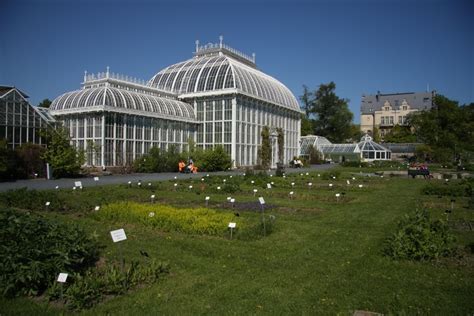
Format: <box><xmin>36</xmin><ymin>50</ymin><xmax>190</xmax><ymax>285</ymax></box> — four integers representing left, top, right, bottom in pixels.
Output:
<box><xmin>0</xmin><ymin>164</ymin><xmax>336</xmax><ymax>192</ymax></box>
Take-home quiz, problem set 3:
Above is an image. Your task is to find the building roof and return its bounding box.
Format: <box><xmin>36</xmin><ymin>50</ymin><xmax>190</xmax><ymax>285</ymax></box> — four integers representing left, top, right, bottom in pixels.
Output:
<box><xmin>0</xmin><ymin>86</ymin><xmax>29</xmax><ymax>98</ymax></box>
<box><xmin>50</xmin><ymin>86</ymin><xmax>196</xmax><ymax>122</ymax></box>
<box><xmin>358</xmin><ymin>134</ymin><xmax>390</xmax><ymax>152</ymax></box>
<box><xmin>148</xmin><ymin>43</ymin><xmax>301</xmax><ymax>111</ymax></box>
<box><xmin>360</xmin><ymin>91</ymin><xmax>435</xmax><ymax>114</ymax></box>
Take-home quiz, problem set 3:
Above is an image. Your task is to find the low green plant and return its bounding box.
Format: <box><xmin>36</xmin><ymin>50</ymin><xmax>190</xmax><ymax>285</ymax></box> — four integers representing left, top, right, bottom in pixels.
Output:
<box><xmin>48</xmin><ymin>259</ymin><xmax>169</xmax><ymax>310</ymax></box>
<box><xmin>94</xmin><ymin>202</ymin><xmax>239</xmax><ymax>235</ymax></box>
<box><xmin>0</xmin><ymin>209</ymin><xmax>100</xmax><ymax>297</ymax></box>
<box><xmin>384</xmin><ymin>209</ymin><xmax>456</xmax><ymax>261</ymax></box>
<box><xmin>421</xmin><ymin>179</ymin><xmax>473</xmax><ymax>197</ymax></box>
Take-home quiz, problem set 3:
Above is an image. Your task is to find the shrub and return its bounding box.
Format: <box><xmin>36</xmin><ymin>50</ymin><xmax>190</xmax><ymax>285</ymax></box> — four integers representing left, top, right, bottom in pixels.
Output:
<box><xmin>421</xmin><ymin>179</ymin><xmax>473</xmax><ymax>197</ymax></box>
<box><xmin>47</xmin><ymin>259</ymin><xmax>169</xmax><ymax>310</ymax></box>
<box><xmin>197</xmin><ymin>146</ymin><xmax>232</xmax><ymax>172</ymax></box>
<box><xmin>94</xmin><ymin>202</ymin><xmax>239</xmax><ymax>235</ymax></box>
<box><xmin>341</xmin><ymin>161</ymin><xmax>367</xmax><ymax>168</ymax></box>
<box><xmin>321</xmin><ymin>170</ymin><xmax>341</xmax><ymax>180</ymax></box>
<box><xmin>0</xmin><ymin>209</ymin><xmax>100</xmax><ymax>297</ymax></box>
<box><xmin>41</xmin><ymin>128</ymin><xmax>85</xmax><ymax>178</ymax></box>
<box><xmin>384</xmin><ymin>209</ymin><xmax>455</xmax><ymax>261</ymax></box>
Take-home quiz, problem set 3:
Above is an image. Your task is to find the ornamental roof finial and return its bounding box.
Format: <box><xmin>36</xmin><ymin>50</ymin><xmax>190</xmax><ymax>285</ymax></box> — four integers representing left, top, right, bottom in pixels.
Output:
<box><xmin>252</xmin><ymin>53</ymin><xmax>256</xmax><ymax>63</ymax></box>
<box><xmin>219</xmin><ymin>35</ymin><xmax>223</xmax><ymax>48</ymax></box>
<box><xmin>195</xmin><ymin>40</ymin><xmax>200</xmax><ymax>53</ymax></box>
<box><xmin>106</xmin><ymin>66</ymin><xmax>110</xmax><ymax>78</ymax></box>
<box><xmin>84</xmin><ymin>70</ymin><xmax>87</xmax><ymax>82</ymax></box>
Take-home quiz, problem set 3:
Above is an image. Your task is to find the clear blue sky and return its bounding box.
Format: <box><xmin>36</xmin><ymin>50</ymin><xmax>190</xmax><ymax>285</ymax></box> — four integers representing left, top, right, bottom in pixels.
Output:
<box><xmin>1</xmin><ymin>0</ymin><xmax>472</xmax><ymax>123</ymax></box>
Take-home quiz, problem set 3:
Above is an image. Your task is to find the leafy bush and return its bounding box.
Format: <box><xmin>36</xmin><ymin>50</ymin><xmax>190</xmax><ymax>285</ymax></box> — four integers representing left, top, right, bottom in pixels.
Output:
<box><xmin>95</xmin><ymin>202</ymin><xmax>239</xmax><ymax>235</ymax></box>
<box><xmin>196</xmin><ymin>146</ymin><xmax>232</xmax><ymax>172</ymax></box>
<box><xmin>421</xmin><ymin>179</ymin><xmax>473</xmax><ymax>197</ymax></box>
<box><xmin>134</xmin><ymin>145</ymin><xmax>186</xmax><ymax>173</ymax></box>
<box><xmin>0</xmin><ymin>209</ymin><xmax>100</xmax><ymax>297</ymax></box>
<box><xmin>340</xmin><ymin>161</ymin><xmax>367</xmax><ymax>168</ymax></box>
<box><xmin>0</xmin><ymin>188</ymin><xmax>63</xmax><ymax>211</ymax></box>
<box><xmin>47</xmin><ymin>259</ymin><xmax>169</xmax><ymax>310</ymax></box>
<box><xmin>321</xmin><ymin>170</ymin><xmax>341</xmax><ymax>180</ymax></box>
<box><xmin>41</xmin><ymin>128</ymin><xmax>85</xmax><ymax>178</ymax></box>
<box><xmin>384</xmin><ymin>209</ymin><xmax>455</xmax><ymax>261</ymax></box>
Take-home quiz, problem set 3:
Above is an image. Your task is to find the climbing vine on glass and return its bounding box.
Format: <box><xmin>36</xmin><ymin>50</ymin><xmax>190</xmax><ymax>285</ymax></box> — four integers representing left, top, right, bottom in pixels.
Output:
<box><xmin>260</xmin><ymin>126</ymin><xmax>271</xmax><ymax>169</ymax></box>
<box><xmin>277</xmin><ymin>128</ymin><xmax>284</xmax><ymax>163</ymax></box>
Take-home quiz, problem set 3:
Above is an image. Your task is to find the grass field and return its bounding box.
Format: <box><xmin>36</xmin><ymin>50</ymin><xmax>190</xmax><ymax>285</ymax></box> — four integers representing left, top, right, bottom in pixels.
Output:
<box><xmin>1</xmin><ymin>168</ymin><xmax>473</xmax><ymax>315</ymax></box>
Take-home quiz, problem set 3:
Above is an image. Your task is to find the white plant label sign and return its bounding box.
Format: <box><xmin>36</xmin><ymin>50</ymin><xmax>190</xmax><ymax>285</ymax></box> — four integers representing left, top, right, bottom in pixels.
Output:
<box><xmin>74</xmin><ymin>181</ymin><xmax>82</xmax><ymax>187</ymax></box>
<box><xmin>94</xmin><ymin>206</ymin><xmax>100</xmax><ymax>211</ymax></box>
<box><xmin>45</xmin><ymin>201</ymin><xmax>50</xmax><ymax>206</ymax></box>
<box><xmin>230</xmin><ymin>198</ymin><xmax>235</xmax><ymax>203</ymax></box>
<box><xmin>205</xmin><ymin>196</ymin><xmax>210</xmax><ymax>201</ymax></box>
<box><xmin>57</xmin><ymin>273</ymin><xmax>68</xmax><ymax>283</ymax></box>
<box><xmin>228</xmin><ymin>222</ymin><xmax>236</xmax><ymax>228</ymax></box>
<box><xmin>267</xmin><ymin>183</ymin><xmax>272</xmax><ymax>189</ymax></box>
<box><xmin>259</xmin><ymin>197</ymin><xmax>265</xmax><ymax>205</ymax></box>
<box><xmin>94</xmin><ymin>177</ymin><xmax>99</xmax><ymax>181</ymax></box>
<box><xmin>110</xmin><ymin>228</ymin><xmax>127</xmax><ymax>243</ymax></box>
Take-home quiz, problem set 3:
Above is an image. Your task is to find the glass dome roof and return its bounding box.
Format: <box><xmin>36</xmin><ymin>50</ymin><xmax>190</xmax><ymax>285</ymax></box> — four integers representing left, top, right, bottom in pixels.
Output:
<box><xmin>148</xmin><ymin>52</ymin><xmax>300</xmax><ymax>111</ymax></box>
<box><xmin>50</xmin><ymin>87</ymin><xmax>195</xmax><ymax>120</ymax></box>
<box><xmin>358</xmin><ymin>134</ymin><xmax>391</xmax><ymax>152</ymax></box>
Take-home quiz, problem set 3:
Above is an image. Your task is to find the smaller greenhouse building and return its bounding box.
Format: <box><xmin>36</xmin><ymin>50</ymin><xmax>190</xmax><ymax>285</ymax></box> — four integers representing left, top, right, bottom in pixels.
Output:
<box><xmin>299</xmin><ymin>134</ymin><xmax>391</xmax><ymax>162</ymax></box>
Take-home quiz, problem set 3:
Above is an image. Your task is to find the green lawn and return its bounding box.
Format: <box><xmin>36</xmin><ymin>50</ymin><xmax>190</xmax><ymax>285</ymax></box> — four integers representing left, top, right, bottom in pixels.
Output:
<box><xmin>1</xmin><ymin>169</ymin><xmax>473</xmax><ymax>315</ymax></box>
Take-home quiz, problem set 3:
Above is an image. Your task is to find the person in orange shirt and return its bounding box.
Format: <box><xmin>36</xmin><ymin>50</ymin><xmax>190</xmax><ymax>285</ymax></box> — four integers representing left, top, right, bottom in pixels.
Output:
<box><xmin>178</xmin><ymin>160</ymin><xmax>185</xmax><ymax>173</ymax></box>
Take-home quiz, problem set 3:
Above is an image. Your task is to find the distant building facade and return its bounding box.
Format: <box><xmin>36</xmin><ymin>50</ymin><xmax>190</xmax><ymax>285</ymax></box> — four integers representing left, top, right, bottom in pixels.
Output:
<box><xmin>0</xmin><ymin>86</ymin><xmax>55</xmax><ymax>149</ymax></box>
<box><xmin>360</xmin><ymin>91</ymin><xmax>436</xmax><ymax>138</ymax></box>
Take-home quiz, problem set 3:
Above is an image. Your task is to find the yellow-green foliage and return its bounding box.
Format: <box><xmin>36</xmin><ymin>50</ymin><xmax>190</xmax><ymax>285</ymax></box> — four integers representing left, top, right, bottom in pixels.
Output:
<box><xmin>97</xmin><ymin>202</ymin><xmax>238</xmax><ymax>235</ymax></box>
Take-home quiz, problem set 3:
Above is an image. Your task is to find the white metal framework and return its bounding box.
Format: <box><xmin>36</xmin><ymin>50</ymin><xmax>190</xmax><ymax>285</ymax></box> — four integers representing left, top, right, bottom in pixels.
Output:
<box><xmin>0</xmin><ymin>87</ymin><xmax>55</xmax><ymax>149</ymax></box>
<box><xmin>299</xmin><ymin>134</ymin><xmax>391</xmax><ymax>162</ymax></box>
<box><xmin>50</xmin><ymin>39</ymin><xmax>302</xmax><ymax>168</ymax></box>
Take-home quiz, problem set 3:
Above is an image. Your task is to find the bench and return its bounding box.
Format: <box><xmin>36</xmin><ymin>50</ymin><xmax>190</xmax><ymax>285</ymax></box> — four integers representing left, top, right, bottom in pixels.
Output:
<box><xmin>408</xmin><ymin>169</ymin><xmax>430</xmax><ymax>179</ymax></box>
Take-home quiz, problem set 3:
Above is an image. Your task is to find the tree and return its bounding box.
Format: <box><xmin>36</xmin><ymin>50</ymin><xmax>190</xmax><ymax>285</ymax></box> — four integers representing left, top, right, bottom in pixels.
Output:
<box><xmin>408</xmin><ymin>95</ymin><xmax>474</xmax><ymax>162</ymax></box>
<box><xmin>312</xmin><ymin>82</ymin><xmax>353</xmax><ymax>143</ymax></box>
<box><xmin>300</xmin><ymin>115</ymin><xmax>314</xmax><ymax>136</ymax></box>
<box><xmin>371</xmin><ymin>126</ymin><xmax>381</xmax><ymax>143</ymax></box>
<box><xmin>41</xmin><ymin>128</ymin><xmax>85</xmax><ymax>178</ymax></box>
<box><xmin>259</xmin><ymin>126</ymin><xmax>271</xmax><ymax>169</ymax></box>
<box><xmin>348</xmin><ymin>124</ymin><xmax>364</xmax><ymax>142</ymax></box>
<box><xmin>299</xmin><ymin>85</ymin><xmax>313</xmax><ymax>117</ymax></box>
<box><xmin>383</xmin><ymin>125</ymin><xmax>417</xmax><ymax>143</ymax></box>
<box><xmin>38</xmin><ymin>99</ymin><xmax>52</xmax><ymax>108</ymax></box>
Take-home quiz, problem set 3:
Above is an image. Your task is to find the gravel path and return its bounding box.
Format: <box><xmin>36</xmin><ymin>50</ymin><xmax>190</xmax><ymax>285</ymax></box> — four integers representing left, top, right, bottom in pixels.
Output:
<box><xmin>0</xmin><ymin>164</ymin><xmax>337</xmax><ymax>192</ymax></box>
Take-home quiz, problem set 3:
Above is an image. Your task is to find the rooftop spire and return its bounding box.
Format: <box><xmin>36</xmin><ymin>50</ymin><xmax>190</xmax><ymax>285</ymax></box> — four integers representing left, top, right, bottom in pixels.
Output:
<box><xmin>219</xmin><ymin>35</ymin><xmax>223</xmax><ymax>48</ymax></box>
<box><xmin>84</xmin><ymin>70</ymin><xmax>87</xmax><ymax>82</ymax></box>
<box><xmin>195</xmin><ymin>40</ymin><xmax>200</xmax><ymax>53</ymax></box>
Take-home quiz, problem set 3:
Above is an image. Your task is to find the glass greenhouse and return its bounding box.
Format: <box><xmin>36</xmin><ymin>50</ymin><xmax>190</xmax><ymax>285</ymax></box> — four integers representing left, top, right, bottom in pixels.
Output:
<box><xmin>299</xmin><ymin>134</ymin><xmax>391</xmax><ymax>162</ymax></box>
<box><xmin>50</xmin><ymin>38</ymin><xmax>302</xmax><ymax>168</ymax></box>
<box><xmin>0</xmin><ymin>86</ymin><xmax>56</xmax><ymax>149</ymax></box>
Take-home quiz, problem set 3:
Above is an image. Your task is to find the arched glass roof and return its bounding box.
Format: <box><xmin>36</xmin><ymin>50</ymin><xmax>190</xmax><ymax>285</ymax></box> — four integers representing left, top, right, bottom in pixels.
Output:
<box><xmin>148</xmin><ymin>54</ymin><xmax>300</xmax><ymax>111</ymax></box>
<box><xmin>50</xmin><ymin>87</ymin><xmax>195</xmax><ymax>120</ymax></box>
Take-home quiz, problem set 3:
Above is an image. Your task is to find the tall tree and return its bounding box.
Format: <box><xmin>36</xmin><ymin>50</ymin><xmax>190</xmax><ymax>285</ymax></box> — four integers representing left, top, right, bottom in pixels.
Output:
<box><xmin>300</xmin><ymin>115</ymin><xmax>314</xmax><ymax>136</ymax></box>
<box><xmin>38</xmin><ymin>99</ymin><xmax>52</xmax><ymax>108</ymax></box>
<box><xmin>312</xmin><ymin>82</ymin><xmax>353</xmax><ymax>143</ymax></box>
<box><xmin>408</xmin><ymin>95</ymin><xmax>474</xmax><ymax>162</ymax></box>
<box><xmin>299</xmin><ymin>85</ymin><xmax>313</xmax><ymax>117</ymax></box>
<box><xmin>383</xmin><ymin>125</ymin><xmax>416</xmax><ymax>143</ymax></box>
